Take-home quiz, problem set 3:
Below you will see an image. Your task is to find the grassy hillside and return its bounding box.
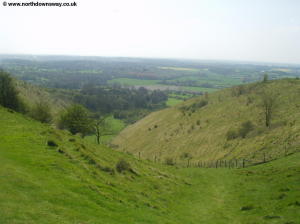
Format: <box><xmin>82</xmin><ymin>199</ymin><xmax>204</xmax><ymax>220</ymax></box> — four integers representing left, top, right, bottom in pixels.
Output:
<box><xmin>173</xmin><ymin>153</ymin><xmax>300</xmax><ymax>224</ymax></box>
<box><xmin>1</xmin><ymin>106</ymin><xmax>300</xmax><ymax>223</ymax></box>
<box><xmin>16</xmin><ymin>80</ymin><xmax>70</xmax><ymax>117</ymax></box>
<box><xmin>0</xmin><ymin>106</ymin><xmax>186</xmax><ymax>224</ymax></box>
<box><xmin>113</xmin><ymin>79</ymin><xmax>300</xmax><ymax>164</ymax></box>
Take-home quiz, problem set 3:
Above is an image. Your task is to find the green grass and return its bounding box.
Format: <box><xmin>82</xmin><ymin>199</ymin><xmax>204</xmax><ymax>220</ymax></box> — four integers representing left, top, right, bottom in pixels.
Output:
<box><xmin>171</xmin><ymin>153</ymin><xmax>300</xmax><ymax>223</ymax></box>
<box><xmin>1</xmin><ymin>106</ymin><xmax>300</xmax><ymax>223</ymax></box>
<box><xmin>168</xmin><ymin>93</ymin><xmax>192</xmax><ymax>99</ymax></box>
<box><xmin>85</xmin><ymin>116</ymin><xmax>126</xmax><ymax>144</ymax></box>
<box><xmin>113</xmin><ymin>79</ymin><xmax>300</xmax><ymax>163</ymax></box>
<box><xmin>181</xmin><ymin>86</ymin><xmax>217</xmax><ymax>92</ymax></box>
<box><xmin>166</xmin><ymin>97</ymin><xmax>183</xmax><ymax>107</ymax></box>
<box><xmin>0</xmin><ymin>106</ymin><xmax>185</xmax><ymax>223</ymax></box>
<box><xmin>108</xmin><ymin>78</ymin><xmax>160</xmax><ymax>86</ymax></box>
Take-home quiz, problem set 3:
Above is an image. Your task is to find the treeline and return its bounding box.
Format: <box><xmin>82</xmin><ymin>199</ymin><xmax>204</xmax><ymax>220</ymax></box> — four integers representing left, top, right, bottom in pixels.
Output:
<box><xmin>0</xmin><ymin>71</ymin><xmax>167</xmax><ymax>142</ymax></box>
<box><xmin>4</xmin><ymin>58</ymin><xmax>299</xmax><ymax>90</ymax></box>
<box><xmin>73</xmin><ymin>85</ymin><xmax>167</xmax><ymax>122</ymax></box>
<box><xmin>0</xmin><ymin>70</ymin><xmax>53</xmax><ymax>123</ymax></box>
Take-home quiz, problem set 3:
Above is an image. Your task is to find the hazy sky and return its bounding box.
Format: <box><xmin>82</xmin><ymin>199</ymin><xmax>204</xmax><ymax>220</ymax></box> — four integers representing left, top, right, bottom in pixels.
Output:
<box><xmin>0</xmin><ymin>0</ymin><xmax>300</xmax><ymax>64</ymax></box>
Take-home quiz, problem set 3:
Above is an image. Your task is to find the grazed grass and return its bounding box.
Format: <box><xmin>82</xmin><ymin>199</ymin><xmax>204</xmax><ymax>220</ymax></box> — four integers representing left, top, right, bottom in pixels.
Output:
<box><xmin>166</xmin><ymin>98</ymin><xmax>183</xmax><ymax>107</ymax></box>
<box><xmin>113</xmin><ymin>79</ymin><xmax>300</xmax><ymax>163</ymax></box>
<box><xmin>1</xmin><ymin>97</ymin><xmax>300</xmax><ymax>223</ymax></box>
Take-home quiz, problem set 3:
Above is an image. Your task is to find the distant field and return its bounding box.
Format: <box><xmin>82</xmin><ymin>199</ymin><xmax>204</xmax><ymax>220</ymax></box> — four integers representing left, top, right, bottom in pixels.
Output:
<box><xmin>158</xmin><ymin>66</ymin><xmax>200</xmax><ymax>72</ymax></box>
<box><xmin>182</xmin><ymin>86</ymin><xmax>216</xmax><ymax>92</ymax></box>
<box><xmin>168</xmin><ymin>93</ymin><xmax>193</xmax><ymax>99</ymax></box>
<box><xmin>166</xmin><ymin>98</ymin><xmax>184</xmax><ymax>107</ymax></box>
<box><xmin>108</xmin><ymin>78</ymin><xmax>160</xmax><ymax>86</ymax></box>
<box><xmin>271</xmin><ymin>68</ymin><xmax>292</xmax><ymax>73</ymax></box>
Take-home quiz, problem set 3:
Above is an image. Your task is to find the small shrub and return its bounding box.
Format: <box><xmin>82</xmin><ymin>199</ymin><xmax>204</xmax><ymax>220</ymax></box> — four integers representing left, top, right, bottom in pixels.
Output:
<box><xmin>88</xmin><ymin>158</ymin><xmax>97</xmax><ymax>165</ymax></box>
<box><xmin>197</xmin><ymin>99</ymin><xmax>208</xmax><ymax>108</ymax></box>
<box><xmin>196</xmin><ymin>120</ymin><xmax>201</xmax><ymax>125</ymax></box>
<box><xmin>240</xmin><ymin>205</ymin><xmax>254</xmax><ymax>211</ymax></box>
<box><xmin>226</xmin><ymin>130</ymin><xmax>238</xmax><ymax>140</ymax></box>
<box><xmin>263</xmin><ymin>215</ymin><xmax>281</xmax><ymax>220</ymax></box>
<box><xmin>180</xmin><ymin>152</ymin><xmax>192</xmax><ymax>159</ymax></box>
<box><xmin>231</xmin><ymin>85</ymin><xmax>247</xmax><ymax>97</ymax></box>
<box><xmin>238</xmin><ymin>121</ymin><xmax>254</xmax><ymax>138</ymax></box>
<box><xmin>57</xmin><ymin>148</ymin><xmax>64</xmax><ymax>154</ymax></box>
<box><xmin>164</xmin><ymin>157</ymin><xmax>175</xmax><ymax>166</ymax></box>
<box><xmin>116</xmin><ymin>159</ymin><xmax>131</xmax><ymax>173</ymax></box>
<box><xmin>99</xmin><ymin>166</ymin><xmax>115</xmax><ymax>175</ymax></box>
<box><xmin>47</xmin><ymin>140</ymin><xmax>58</xmax><ymax>147</ymax></box>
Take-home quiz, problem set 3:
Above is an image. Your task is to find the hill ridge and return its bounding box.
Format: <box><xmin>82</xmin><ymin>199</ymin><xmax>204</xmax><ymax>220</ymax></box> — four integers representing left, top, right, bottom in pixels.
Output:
<box><xmin>113</xmin><ymin>79</ymin><xmax>300</xmax><ymax>165</ymax></box>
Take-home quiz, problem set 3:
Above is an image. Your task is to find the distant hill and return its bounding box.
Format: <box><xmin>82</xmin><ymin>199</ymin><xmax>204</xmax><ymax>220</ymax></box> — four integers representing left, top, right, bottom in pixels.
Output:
<box><xmin>113</xmin><ymin>79</ymin><xmax>300</xmax><ymax>165</ymax></box>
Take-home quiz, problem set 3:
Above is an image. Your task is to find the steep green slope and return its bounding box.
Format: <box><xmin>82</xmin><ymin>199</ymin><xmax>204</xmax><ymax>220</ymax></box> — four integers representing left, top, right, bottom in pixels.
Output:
<box><xmin>113</xmin><ymin>79</ymin><xmax>300</xmax><ymax>164</ymax></box>
<box><xmin>1</xmin><ymin>106</ymin><xmax>300</xmax><ymax>223</ymax></box>
<box><xmin>0</xmin><ymin>106</ymin><xmax>185</xmax><ymax>224</ymax></box>
<box><xmin>16</xmin><ymin>80</ymin><xmax>70</xmax><ymax>116</ymax></box>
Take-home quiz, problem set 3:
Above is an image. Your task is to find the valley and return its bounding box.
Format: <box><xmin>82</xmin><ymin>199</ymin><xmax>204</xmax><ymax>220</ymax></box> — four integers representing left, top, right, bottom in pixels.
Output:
<box><xmin>0</xmin><ymin>57</ymin><xmax>300</xmax><ymax>223</ymax></box>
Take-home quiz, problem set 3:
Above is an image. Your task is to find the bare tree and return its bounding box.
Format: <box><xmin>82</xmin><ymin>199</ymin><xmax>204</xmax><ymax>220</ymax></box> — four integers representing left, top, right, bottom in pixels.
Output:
<box><xmin>94</xmin><ymin>115</ymin><xmax>114</xmax><ymax>144</ymax></box>
<box><xmin>261</xmin><ymin>90</ymin><xmax>277</xmax><ymax>128</ymax></box>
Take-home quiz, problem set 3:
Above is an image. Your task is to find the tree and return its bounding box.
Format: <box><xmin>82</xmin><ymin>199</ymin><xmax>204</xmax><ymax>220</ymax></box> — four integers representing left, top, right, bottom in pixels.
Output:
<box><xmin>0</xmin><ymin>70</ymin><xmax>24</xmax><ymax>112</ymax></box>
<box><xmin>59</xmin><ymin>104</ymin><xmax>92</xmax><ymax>137</ymax></box>
<box><xmin>30</xmin><ymin>102</ymin><xmax>52</xmax><ymax>123</ymax></box>
<box><xmin>94</xmin><ymin>115</ymin><xmax>114</xmax><ymax>144</ymax></box>
<box><xmin>263</xmin><ymin>73</ymin><xmax>268</xmax><ymax>83</ymax></box>
<box><xmin>261</xmin><ymin>90</ymin><xmax>277</xmax><ymax>128</ymax></box>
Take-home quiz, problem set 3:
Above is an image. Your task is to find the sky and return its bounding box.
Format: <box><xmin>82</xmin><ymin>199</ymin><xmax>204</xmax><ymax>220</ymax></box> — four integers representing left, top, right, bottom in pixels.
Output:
<box><xmin>0</xmin><ymin>0</ymin><xmax>300</xmax><ymax>64</ymax></box>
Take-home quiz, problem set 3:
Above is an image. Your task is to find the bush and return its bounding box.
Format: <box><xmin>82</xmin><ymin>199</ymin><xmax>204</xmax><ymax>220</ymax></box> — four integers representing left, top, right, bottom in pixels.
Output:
<box><xmin>58</xmin><ymin>104</ymin><xmax>92</xmax><ymax>137</ymax></box>
<box><xmin>164</xmin><ymin>157</ymin><xmax>175</xmax><ymax>166</ymax></box>
<box><xmin>30</xmin><ymin>102</ymin><xmax>52</xmax><ymax>123</ymax></box>
<box><xmin>47</xmin><ymin>140</ymin><xmax>58</xmax><ymax>147</ymax></box>
<box><xmin>100</xmin><ymin>166</ymin><xmax>115</xmax><ymax>175</ymax></box>
<box><xmin>231</xmin><ymin>85</ymin><xmax>247</xmax><ymax>97</ymax></box>
<box><xmin>190</xmin><ymin>100</ymin><xmax>208</xmax><ymax>111</ymax></box>
<box><xmin>116</xmin><ymin>159</ymin><xmax>131</xmax><ymax>173</ymax></box>
<box><xmin>226</xmin><ymin>130</ymin><xmax>238</xmax><ymax>140</ymax></box>
<box><xmin>238</xmin><ymin>121</ymin><xmax>254</xmax><ymax>138</ymax></box>
<box><xmin>180</xmin><ymin>152</ymin><xmax>192</xmax><ymax>159</ymax></box>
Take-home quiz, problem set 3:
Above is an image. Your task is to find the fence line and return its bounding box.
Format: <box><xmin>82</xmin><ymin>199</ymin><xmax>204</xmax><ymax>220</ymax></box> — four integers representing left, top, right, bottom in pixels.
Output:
<box><xmin>132</xmin><ymin>147</ymin><xmax>300</xmax><ymax>169</ymax></box>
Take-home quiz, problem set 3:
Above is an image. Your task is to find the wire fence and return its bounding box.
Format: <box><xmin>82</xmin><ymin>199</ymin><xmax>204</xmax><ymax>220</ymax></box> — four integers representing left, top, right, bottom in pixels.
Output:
<box><xmin>130</xmin><ymin>146</ymin><xmax>300</xmax><ymax>169</ymax></box>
